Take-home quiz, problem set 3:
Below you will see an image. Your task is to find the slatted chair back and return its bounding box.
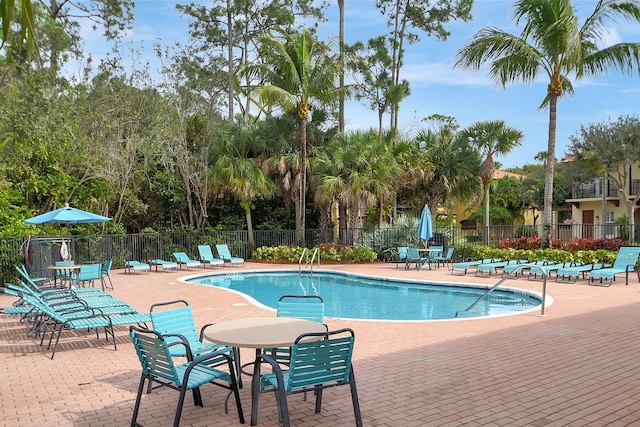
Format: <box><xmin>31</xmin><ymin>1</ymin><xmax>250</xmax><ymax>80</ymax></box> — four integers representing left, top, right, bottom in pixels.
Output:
<box><xmin>612</xmin><ymin>247</ymin><xmax>640</xmax><ymax>268</ymax></box>
<box><xmin>130</xmin><ymin>326</ymin><xmax>181</xmax><ymax>385</ymax></box>
<box><xmin>288</xmin><ymin>329</ymin><xmax>354</xmax><ymax>390</ymax></box>
<box><xmin>149</xmin><ymin>300</ymin><xmax>225</xmax><ymax>361</ymax></box>
<box><xmin>77</xmin><ymin>263</ymin><xmax>102</xmax><ymax>281</ymax></box>
<box><xmin>198</xmin><ymin>245</ymin><xmax>214</xmax><ymax>261</ymax></box>
<box><xmin>396</xmin><ymin>247</ymin><xmax>408</xmax><ymax>268</ymax></box>
<box><xmin>215</xmin><ymin>244</ymin><xmax>233</xmax><ymax>260</ymax></box>
<box><xmin>254</xmin><ymin>328</ymin><xmax>362</xmax><ymax>427</ymax></box>
<box><xmin>173</xmin><ymin>252</ymin><xmax>191</xmax><ymax>263</ymax></box>
<box><xmin>150</xmin><ymin>300</ymin><xmax>200</xmax><ymax>351</ymax></box>
<box><xmin>100</xmin><ymin>260</ymin><xmax>113</xmax><ymax>290</ymax></box>
<box><xmin>427</xmin><ymin>245</ymin><xmax>444</xmax><ymax>260</ymax></box>
<box><xmin>277</xmin><ymin>295</ymin><xmax>325</xmax><ymax>323</ymax></box>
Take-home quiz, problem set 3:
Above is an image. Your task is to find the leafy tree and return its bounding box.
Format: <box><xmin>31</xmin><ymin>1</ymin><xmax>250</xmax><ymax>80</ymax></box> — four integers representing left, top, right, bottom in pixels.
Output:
<box><xmin>460</xmin><ymin>120</ymin><xmax>523</xmax><ymax>244</ymax></box>
<box><xmin>568</xmin><ymin>115</ymin><xmax>640</xmax><ymax>242</ymax></box>
<box><xmin>350</xmin><ymin>36</ymin><xmax>395</xmax><ymax>141</ymax></box>
<box><xmin>455</xmin><ymin>0</ymin><xmax>640</xmax><ymax>248</ymax></box>
<box><xmin>376</xmin><ymin>0</ymin><xmax>473</xmax><ymax>130</ymax></box>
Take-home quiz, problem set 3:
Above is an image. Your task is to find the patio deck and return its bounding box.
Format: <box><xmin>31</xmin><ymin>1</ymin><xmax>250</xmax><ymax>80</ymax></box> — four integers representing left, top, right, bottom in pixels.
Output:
<box><xmin>2</xmin><ymin>262</ymin><xmax>640</xmax><ymax>426</ymax></box>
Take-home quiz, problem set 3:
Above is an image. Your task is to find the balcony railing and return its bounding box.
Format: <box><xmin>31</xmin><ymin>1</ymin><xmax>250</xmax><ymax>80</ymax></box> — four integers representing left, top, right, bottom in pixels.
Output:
<box><xmin>571</xmin><ymin>179</ymin><xmax>640</xmax><ymax>199</ymax></box>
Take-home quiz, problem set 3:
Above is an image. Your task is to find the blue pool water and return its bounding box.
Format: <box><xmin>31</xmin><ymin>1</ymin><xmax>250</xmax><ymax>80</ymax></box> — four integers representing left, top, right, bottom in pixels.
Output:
<box><xmin>185</xmin><ymin>271</ymin><xmax>542</xmax><ymax>321</ymax></box>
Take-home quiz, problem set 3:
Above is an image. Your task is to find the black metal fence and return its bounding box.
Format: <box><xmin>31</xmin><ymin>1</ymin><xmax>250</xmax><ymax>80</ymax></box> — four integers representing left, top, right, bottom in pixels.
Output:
<box><xmin>3</xmin><ymin>223</ymin><xmax>638</xmax><ymax>284</ymax></box>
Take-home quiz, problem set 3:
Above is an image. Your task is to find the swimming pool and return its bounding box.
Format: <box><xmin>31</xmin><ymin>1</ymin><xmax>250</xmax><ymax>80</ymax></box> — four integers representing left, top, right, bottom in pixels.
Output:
<box><xmin>184</xmin><ymin>270</ymin><xmax>543</xmax><ymax>321</ymax></box>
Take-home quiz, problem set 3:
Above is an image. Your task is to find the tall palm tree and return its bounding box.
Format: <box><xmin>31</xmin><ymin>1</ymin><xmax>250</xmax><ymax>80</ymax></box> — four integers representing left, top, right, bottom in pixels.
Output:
<box><xmin>454</xmin><ymin>0</ymin><xmax>640</xmax><ymax>248</ymax></box>
<box><xmin>243</xmin><ymin>31</ymin><xmax>342</xmax><ymax>245</ymax></box>
<box><xmin>460</xmin><ymin>120</ymin><xmax>523</xmax><ymax>244</ymax></box>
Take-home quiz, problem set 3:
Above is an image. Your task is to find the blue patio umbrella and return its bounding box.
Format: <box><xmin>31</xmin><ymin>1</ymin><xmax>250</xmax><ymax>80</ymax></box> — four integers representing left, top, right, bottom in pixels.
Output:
<box><xmin>24</xmin><ymin>203</ymin><xmax>111</xmax><ymax>225</ymax></box>
<box><xmin>24</xmin><ymin>203</ymin><xmax>111</xmax><ymax>261</ymax></box>
<box><xmin>418</xmin><ymin>206</ymin><xmax>433</xmax><ymax>241</ymax></box>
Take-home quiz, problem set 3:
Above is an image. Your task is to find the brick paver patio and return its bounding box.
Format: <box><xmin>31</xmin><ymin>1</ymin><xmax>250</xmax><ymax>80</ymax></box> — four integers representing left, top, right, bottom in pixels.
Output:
<box><xmin>2</xmin><ymin>262</ymin><xmax>640</xmax><ymax>426</ymax></box>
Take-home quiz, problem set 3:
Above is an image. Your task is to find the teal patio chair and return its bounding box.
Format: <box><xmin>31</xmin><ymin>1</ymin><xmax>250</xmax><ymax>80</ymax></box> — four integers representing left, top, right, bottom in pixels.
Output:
<box><xmin>149</xmin><ymin>300</ymin><xmax>230</xmax><ymax>360</ymax></box>
<box><xmin>589</xmin><ymin>246</ymin><xmax>640</xmax><ymax>286</ymax></box>
<box><xmin>405</xmin><ymin>247</ymin><xmax>430</xmax><ymax>270</ymax></box>
<box><xmin>197</xmin><ymin>245</ymin><xmax>225</xmax><ymax>268</ymax></box>
<box><xmin>100</xmin><ymin>260</ymin><xmax>113</xmax><ymax>290</ymax></box>
<box><xmin>251</xmin><ymin>328</ymin><xmax>362</xmax><ymax>427</ymax></box>
<box><xmin>395</xmin><ymin>247</ymin><xmax>408</xmax><ymax>269</ymax></box>
<box><xmin>426</xmin><ymin>245</ymin><xmax>444</xmax><ymax>266</ymax></box>
<box><xmin>70</xmin><ymin>263</ymin><xmax>102</xmax><ymax>288</ymax></box>
<box><xmin>173</xmin><ymin>252</ymin><xmax>202</xmax><ymax>270</ymax></box>
<box><xmin>129</xmin><ymin>326</ymin><xmax>244</xmax><ymax>427</ymax></box>
<box><xmin>433</xmin><ymin>247</ymin><xmax>454</xmax><ymax>269</ymax></box>
<box><xmin>215</xmin><ymin>244</ymin><xmax>245</xmax><ymax>267</ymax></box>
<box><xmin>266</xmin><ymin>295</ymin><xmax>327</xmax><ymax>364</ymax></box>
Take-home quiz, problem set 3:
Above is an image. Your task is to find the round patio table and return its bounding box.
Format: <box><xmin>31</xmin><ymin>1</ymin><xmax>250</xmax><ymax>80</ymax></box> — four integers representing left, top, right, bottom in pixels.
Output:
<box><xmin>203</xmin><ymin>317</ymin><xmax>327</xmax><ymax>425</ymax></box>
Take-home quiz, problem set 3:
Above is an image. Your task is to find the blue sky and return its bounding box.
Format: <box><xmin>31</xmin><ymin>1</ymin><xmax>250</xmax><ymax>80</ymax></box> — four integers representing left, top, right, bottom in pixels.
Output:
<box><xmin>74</xmin><ymin>0</ymin><xmax>640</xmax><ymax>169</ymax></box>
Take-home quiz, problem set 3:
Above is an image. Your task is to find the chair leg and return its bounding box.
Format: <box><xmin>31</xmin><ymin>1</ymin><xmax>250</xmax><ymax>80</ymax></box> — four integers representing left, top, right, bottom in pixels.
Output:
<box><xmin>314</xmin><ymin>385</ymin><xmax>323</xmax><ymax>413</ymax></box>
<box><xmin>174</xmin><ymin>387</ymin><xmax>189</xmax><ymax>427</ymax></box>
<box><xmin>130</xmin><ymin>375</ymin><xmax>147</xmax><ymax>427</ymax></box>
<box><xmin>349</xmin><ymin>369</ymin><xmax>363</xmax><ymax>427</ymax></box>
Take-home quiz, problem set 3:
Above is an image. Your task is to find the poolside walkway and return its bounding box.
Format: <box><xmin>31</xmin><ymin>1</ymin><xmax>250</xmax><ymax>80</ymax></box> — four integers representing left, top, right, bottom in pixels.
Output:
<box><xmin>2</xmin><ymin>262</ymin><xmax>640</xmax><ymax>426</ymax></box>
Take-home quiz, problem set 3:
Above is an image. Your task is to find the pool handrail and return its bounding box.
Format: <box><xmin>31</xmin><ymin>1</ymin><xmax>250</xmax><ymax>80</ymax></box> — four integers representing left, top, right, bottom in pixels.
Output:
<box><xmin>299</xmin><ymin>247</ymin><xmax>321</xmax><ymax>274</ymax></box>
<box><xmin>458</xmin><ymin>263</ymin><xmax>548</xmax><ymax>317</ymax></box>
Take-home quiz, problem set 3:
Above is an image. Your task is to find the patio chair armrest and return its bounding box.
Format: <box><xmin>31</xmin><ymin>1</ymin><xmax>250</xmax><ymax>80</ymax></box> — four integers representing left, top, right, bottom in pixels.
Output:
<box><xmin>199</xmin><ymin>323</ymin><xmax>216</xmax><ymax>341</ymax></box>
<box><xmin>161</xmin><ymin>333</ymin><xmax>194</xmax><ymax>360</ymax></box>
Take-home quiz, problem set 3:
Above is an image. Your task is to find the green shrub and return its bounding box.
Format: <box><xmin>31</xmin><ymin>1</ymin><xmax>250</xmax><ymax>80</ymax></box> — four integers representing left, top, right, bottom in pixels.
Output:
<box><xmin>252</xmin><ymin>244</ymin><xmax>377</xmax><ymax>263</ymax></box>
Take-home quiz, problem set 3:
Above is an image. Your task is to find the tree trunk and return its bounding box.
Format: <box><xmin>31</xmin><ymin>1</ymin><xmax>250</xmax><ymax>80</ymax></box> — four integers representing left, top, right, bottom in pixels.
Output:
<box><xmin>338</xmin><ymin>0</ymin><xmax>345</xmax><ymax>134</ymax></box>
<box><xmin>483</xmin><ymin>183</ymin><xmax>490</xmax><ymax>245</ymax></box>
<box><xmin>297</xmin><ymin>117</ymin><xmax>308</xmax><ymax>246</ymax></box>
<box><xmin>542</xmin><ymin>94</ymin><xmax>558</xmax><ymax>249</ymax></box>
<box><xmin>227</xmin><ymin>0</ymin><xmax>234</xmax><ymax>122</ymax></box>
<box><xmin>242</xmin><ymin>200</ymin><xmax>255</xmax><ymax>248</ymax></box>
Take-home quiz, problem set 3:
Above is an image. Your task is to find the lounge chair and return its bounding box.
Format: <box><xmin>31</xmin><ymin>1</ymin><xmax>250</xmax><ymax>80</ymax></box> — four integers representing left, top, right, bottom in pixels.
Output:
<box><xmin>527</xmin><ymin>262</ymin><xmax>577</xmax><ymax>281</ymax></box>
<box><xmin>502</xmin><ymin>260</ymin><xmax>555</xmax><ymax>278</ymax></box>
<box><xmin>475</xmin><ymin>259</ymin><xmax>527</xmax><ymax>277</ymax></box>
<box><xmin>197</xmin><ymin>245</ymin><xmax>225</xmax><ymax>268</ymax></box>
<box><xmin>451</xmin><ymin>259</ymin><xmax>497</xmax><ymax>275</ymax></box>
<box><xmin>173</xmin><ymin>252</ymin><xmax>202</xmax><ymax>270</ymax></box>
<box><xmin>588</xmin><ymin>246</ymin><xmax>640</xmax><ymax>286</ymax></box>
<box><xmin>148</xmin><ymin>259</ymin><xmax>179</xmax><ymax>272</ymax></box>
<box><xmin>555</xmin><ymin>263</ymin><xmax>609</xmax><ymax>283</ymax></box>
<box><xmin>215</xmin><ymin>244</ymin><xmax>245</xmax><ymax>267</ymax></box>
<box><xmin>124</xmin><ymin>260</ymin><xmax>151</xmax><ymax>274</ymax></box>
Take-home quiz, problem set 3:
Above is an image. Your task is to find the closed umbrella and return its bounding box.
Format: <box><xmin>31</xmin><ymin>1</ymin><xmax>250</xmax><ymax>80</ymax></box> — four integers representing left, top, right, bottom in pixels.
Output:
<box><xmin>418</xmin><ymin>206</ymin><xmax>433</xmax><ymax>241</ymax></box>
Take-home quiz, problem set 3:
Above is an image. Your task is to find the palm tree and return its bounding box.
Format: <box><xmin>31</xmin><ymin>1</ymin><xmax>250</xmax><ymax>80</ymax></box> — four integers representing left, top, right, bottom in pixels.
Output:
<box><xmin>243</xmin><ymin>31</ymin><xmax>343</xmax><ymax>245</ymax></box>
<box><xmin>1</xmin><ymin>0</ymin><xmax>35</xmax><ymax>51</ymax></box>
<box><xmin>460</xmin><ymin>120</ymin><xmax>523</xmax><ymax>244</ymax></box>
<box><xmin>454</xmin><ymin>0</ymin><xmax>640</xmax><ymax>248</ymax></box>
<box><xmin>210</xmin><ymin>123</ymin><xmax>276</xmax><ymax>248</ymax></box>
<box><xmin>413</xmin><ymin>125</ymin><xmax>481</xmax><ymax>231</ymax></box>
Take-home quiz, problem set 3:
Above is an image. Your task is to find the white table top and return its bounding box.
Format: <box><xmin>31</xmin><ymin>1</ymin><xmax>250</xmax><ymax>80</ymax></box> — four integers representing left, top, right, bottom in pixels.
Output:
<box><xmin>47</xmin><ymin>264</ymin><xmax>81</xmax><ymax>270</ymax></box>
<box><xmin>203</xmin><ymin>317</ymin><xmax>327</xmax><ymax>349</ymax></box>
